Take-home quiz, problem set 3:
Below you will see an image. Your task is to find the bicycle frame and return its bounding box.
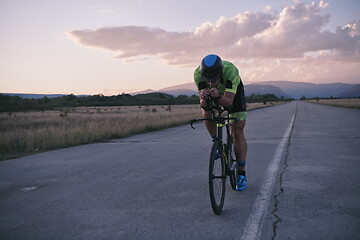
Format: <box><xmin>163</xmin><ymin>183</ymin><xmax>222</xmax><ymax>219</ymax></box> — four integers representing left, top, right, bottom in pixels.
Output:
<box><xmin>190</xmin><ymin>99</ymin><xmax>238</xmax><ymax>170</ymax></box>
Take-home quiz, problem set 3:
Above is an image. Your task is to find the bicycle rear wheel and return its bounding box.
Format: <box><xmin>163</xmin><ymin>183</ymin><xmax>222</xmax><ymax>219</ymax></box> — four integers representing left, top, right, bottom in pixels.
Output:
<box><xmin>209</xmin><ymin>141</ymin><xmax>226</xmax><ymax>215</ymax></box>
<box><xmin>229</xmin><ymin>164</ymin><xmax>237</xmax><ymax>190</ymax></box>
<box><xmin>229</xmin><ymin>147</ymin><xmax>237</xmax><ymax>191</ymax></box>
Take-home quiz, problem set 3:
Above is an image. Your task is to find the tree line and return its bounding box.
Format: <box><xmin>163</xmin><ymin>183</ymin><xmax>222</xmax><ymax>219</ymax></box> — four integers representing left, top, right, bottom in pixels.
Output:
<box><xmin>0</xmin><ymin>93</ymin><xmax>288</xmax><ymax>112</ymax></box>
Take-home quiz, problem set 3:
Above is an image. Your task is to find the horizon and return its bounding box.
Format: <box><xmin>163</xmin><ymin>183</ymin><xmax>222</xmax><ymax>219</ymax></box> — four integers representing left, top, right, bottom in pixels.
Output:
<box><xmin>2</xmin><ymin>80</ymin><xmax>358</xmax><ymax>96</ymax></box>
<box><xmin>1</xmin><ymin>0</ymin><xmax>360</xmax><ymax>95</ymax></box>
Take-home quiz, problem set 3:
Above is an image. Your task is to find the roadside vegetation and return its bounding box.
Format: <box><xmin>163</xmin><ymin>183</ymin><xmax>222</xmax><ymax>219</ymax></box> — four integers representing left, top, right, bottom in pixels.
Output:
<box><xmin>0</xmin><ymin>92</ymin><xmax>290</xmax><ymax>160</ymax></box>
<box><xmin>305</xmin><ymin>97</ymin><xmax>360</xmax><ymax>109</ymax></box>
<box><xmin>0</xmin><ymin>92</ymin><xmax>290</xmax><ymax>112</ymax></box>
<box><xmin>0</xmin><ymin>105</ymin><xmax>201</xmax><ymax>160</ymax></box>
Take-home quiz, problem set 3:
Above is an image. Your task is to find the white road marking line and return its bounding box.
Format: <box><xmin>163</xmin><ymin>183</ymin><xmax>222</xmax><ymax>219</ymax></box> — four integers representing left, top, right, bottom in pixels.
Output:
<box><xmin>241</xmin><ymin>115</ymin><xmax>295</xmax><ymax>240</ymax></box>
<box><xmin>20</xmin><ymin>186</ymin><xmax>39</xmax><ymax>192</ymax></box>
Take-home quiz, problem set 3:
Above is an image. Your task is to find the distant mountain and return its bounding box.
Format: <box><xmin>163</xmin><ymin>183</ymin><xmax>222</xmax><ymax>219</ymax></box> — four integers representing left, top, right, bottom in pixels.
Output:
<box><xmin>161</xmin><ymin>89</ymin><xmax>198</xmax><ymax>96</ymax></box>
<box><xmin>5</xmin><ymin>81</ymin><xmax>359</xmax><ymax>100</ymax></box>
<box><xmin>158</xmin><ymin>83</ymin><xmax>197</xmax><ymax>96</ymax></box>
<box><xmin>245</xmin><ymin>84</ymin><xmax>291</xmax><ymax>98</ymax></box>
<box><xmin>159</xmin><ymin>83</ymin><xmax>196</xmax><ymax>92</ymax></box>
<box><xmin>256</xmin><ymin>81</ymin><xmax>357</xmax><ymax>99</ymax></box>
<box><xmin>155</xmin><ymin>81</ymin><xmax>360</xmax><ymax>99</ymax></box>
<box><xmin>338</xmin><ymin>84</ymin><xmax>360</xmax><ymax>98</ymax></box>
<box><xmin>156</xmin><ymin>82</ymin><xmax>291</xmax><ymax>98</ymax></box>
<box><xmin>130</xmin><ymin>83</ymin><xmax>198</xmax><ymax>97</ymax></box>
<box><xmin>130</xmin><ymin>89</ymin><xmax>156</xmax><ymax>95</ymax></box>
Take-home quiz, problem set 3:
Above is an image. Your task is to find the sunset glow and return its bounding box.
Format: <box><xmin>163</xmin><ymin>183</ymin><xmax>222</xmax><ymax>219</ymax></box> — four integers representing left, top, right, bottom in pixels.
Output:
<box><xmin>1</xmin><ymin>0</ymin><xmax>359</xmax><ymax>95</ymax></box>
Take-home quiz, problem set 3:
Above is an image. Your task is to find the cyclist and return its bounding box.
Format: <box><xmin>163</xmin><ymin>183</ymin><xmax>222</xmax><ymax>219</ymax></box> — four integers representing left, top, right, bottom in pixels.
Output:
<box><xmin>194</xmin><ymin>54</ymin><xmax>248</xmax><ymax>191</ymax></box>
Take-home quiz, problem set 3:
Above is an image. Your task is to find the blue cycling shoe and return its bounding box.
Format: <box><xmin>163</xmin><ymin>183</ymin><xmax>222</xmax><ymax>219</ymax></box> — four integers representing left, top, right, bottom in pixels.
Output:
<box><xmin>236</xmin><ymin>175</ymin><xmax>247</xmax><ymax>191</ymax></box>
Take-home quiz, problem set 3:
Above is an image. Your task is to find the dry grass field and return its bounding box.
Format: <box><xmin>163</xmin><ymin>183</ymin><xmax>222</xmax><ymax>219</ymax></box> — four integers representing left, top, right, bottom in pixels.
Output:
<box><xmin>307</xmin><ymin>98</ymin><xmax>360</xmax><ymax>109</ymax></box>
<box><xmin>0</xmin><ymin>102</ymin><xmax>285</xmax><ymax>160</ymax></box>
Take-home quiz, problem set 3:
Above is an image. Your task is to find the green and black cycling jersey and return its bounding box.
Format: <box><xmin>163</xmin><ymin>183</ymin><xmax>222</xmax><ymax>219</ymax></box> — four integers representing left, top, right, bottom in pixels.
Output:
<box><xmin>194</xmin><ymin>60</ymin><xmax>247</xmax><ymax>113</ymax></box>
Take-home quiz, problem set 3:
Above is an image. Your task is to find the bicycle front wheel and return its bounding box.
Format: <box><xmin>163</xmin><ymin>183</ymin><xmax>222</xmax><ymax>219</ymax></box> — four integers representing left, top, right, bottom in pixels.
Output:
<box><xmin>209</xmin><ymin>141</ymin><xmax>226</xmax><ymax>215</ymax></box>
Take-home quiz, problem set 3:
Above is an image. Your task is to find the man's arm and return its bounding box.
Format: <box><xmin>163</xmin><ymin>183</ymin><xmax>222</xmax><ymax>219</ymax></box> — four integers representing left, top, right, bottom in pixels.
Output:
<box><xmin>198</xmin><ymin>89</ymin><xmax>210</xmax><ymax>109</ymax></box>
<box><xmin>209</xmin><ymin>88</ymin><xmax>235</xmax><ymax>108</ymax></box>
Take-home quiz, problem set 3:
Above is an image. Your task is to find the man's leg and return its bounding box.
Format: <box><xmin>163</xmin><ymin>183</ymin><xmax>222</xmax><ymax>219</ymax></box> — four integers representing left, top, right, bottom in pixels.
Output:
<box><xmin>203</xmin><ymin>110</ymin><xmax>216</xmax><ymax>137</ymax></box>
<box><xmin>231</xmin><ymin>120</ymin><xmax>248</xmax><ymax>191</ymax></box>
<box><xmin>231</xmin><ymin>120</ymin><xmax>247</xmax><ymax>171</ymax></box>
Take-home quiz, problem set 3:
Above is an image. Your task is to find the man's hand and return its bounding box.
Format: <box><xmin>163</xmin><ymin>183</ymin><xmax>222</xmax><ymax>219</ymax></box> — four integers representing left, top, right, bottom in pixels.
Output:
<box><xmin>200</xmin><ymin>88</ymin><xmax>221</xmax><ymax>100</ymax></box>
<box><xmin>209</xmin><ymin>88</ymin><xmax>221</xmax><ymax>99</ymax></box>
<box><xmin>200</xmin><ymin>89</ymin><xmax>210</xmax><ymax>99</ymax></box>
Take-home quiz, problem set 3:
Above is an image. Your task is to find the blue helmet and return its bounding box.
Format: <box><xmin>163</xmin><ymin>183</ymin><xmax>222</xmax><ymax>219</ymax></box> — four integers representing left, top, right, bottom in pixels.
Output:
<box><xmin>200</xmin><ymin>54</ymin><xmax>223</xmax><ymax>82</ymax></box>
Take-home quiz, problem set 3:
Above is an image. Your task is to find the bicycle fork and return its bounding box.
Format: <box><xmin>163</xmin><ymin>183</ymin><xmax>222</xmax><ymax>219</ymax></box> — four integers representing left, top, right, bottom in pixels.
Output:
<box><xmin>215</xmin><ymin>122</ymin><xmax>234</xmax><ymax>176</ymax></box>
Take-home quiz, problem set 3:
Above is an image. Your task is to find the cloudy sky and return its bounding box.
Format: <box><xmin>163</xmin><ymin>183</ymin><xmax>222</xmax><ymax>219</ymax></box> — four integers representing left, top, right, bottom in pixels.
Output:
<box><xmin>1</xmin><ymin>0</ymin><xmax>359</xmax><ymax>95</ymax></box>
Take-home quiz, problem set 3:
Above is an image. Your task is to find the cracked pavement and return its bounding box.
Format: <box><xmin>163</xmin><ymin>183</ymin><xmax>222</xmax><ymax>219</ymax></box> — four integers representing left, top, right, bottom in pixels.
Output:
<box><xmin>271</xmin><ymin>115</ymin><xmax>294</xmax><ymax>240</ymax></box>
<box><xmin>264</xmin><ymin>102</ymin><xmax>360</xmax><ymax>240</ymax></box>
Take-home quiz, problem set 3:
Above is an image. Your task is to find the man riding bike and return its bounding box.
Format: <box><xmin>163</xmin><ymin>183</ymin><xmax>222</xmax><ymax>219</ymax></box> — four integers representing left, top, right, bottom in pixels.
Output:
<box><xmin>194</xmin><ymin>54</ymin><xmax>248</xmax><ymax>191</ymax></box>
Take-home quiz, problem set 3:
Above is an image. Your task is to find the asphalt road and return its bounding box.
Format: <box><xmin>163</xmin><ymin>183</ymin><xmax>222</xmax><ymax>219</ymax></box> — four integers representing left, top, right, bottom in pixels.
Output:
<box><xmin>1</xmin><ymin>101</ymin><xmax>359</xmax><ymax>240</ymax></box>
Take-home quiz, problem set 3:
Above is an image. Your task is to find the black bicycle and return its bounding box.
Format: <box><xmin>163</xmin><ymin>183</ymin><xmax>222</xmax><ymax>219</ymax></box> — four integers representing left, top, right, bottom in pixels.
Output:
<box><xmin>190</xmin><ymin>98</ymin><xmax>238</xmax><ymax>215</ymax></box>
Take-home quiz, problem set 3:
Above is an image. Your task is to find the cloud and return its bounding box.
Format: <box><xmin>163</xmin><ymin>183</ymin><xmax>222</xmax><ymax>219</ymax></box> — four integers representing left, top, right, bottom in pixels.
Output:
<box><xmin>232</xmin><ymin>2</ymin><xmax>360</xmax><ymax>61</ymax></box>
<box><xmin>319</xmin><ymin>0</ymin><xmax>329</xmax><ymax>8</ymax></box>
<box><xmin>68</xmin><ymin>1</ymin><xmax>360</xmax><ymax>67</ymax></box>
<box><xmin>68</xmin><ymin>11</ymin><xmax>274</xmax><ymax>66</ymax></box>
<box><xmin>264</xmin><ymin>5</ymin><xmax>272</xmax><ymax>11</ymax></box>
